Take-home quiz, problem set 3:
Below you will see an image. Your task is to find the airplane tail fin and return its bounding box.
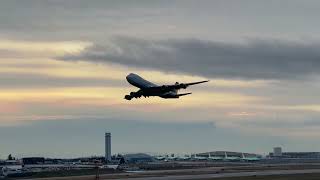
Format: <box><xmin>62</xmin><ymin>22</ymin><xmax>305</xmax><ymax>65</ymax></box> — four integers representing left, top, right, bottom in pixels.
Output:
<box><xmin>177</xmin><ymin>92</ymin><xmax>192</xmax><ymax>97</ymax></box>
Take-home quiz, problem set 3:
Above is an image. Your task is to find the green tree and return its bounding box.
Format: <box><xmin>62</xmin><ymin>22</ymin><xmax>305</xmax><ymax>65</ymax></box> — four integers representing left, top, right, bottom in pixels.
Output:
<box><xmin>7</xmin><ymin>154</ymin><xmax>13</xmax><ymax>160</ymax></box>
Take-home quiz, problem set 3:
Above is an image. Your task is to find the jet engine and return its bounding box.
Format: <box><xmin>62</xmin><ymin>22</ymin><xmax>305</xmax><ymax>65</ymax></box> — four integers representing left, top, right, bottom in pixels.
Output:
<box><xmin>124</xmin><ymin>90</ymin><xmax>143</xmax><ymax>100</ymax></box>
<box><xmin>175</xmin><ymin>82</ymin><xmax>187</xmax><ymax>89</ymax></box>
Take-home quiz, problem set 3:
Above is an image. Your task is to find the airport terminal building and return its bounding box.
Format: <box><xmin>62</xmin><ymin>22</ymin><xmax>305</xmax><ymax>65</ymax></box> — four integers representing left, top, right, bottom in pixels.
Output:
<box><xmin>123</xmin><ymin>153</ymin><xmax>154</xmax><ymax>164</ymax></box>
<box><xmin>197</xmin><ymin>151</ymin><xmax>262</xmax><ymax>159</ymax></box>
<box><xmin>268</xmin><ymin>147</ymin><xmax>320</xmax><ymax>159</ymax></box>
<box><xmin>269</xmin><ymin>152</ymin><xmax>320</xmax><ymax>159</ymax></box>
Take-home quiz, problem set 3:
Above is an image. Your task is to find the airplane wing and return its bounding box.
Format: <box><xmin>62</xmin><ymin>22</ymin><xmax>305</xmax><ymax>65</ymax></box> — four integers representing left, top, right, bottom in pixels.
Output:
<box><xmin>177</xmin><ymin>92</ymin><xmax>192</xmax><ymax>97</ymax></box>
<box><xmin>184</xmin><ymin>80</ymin><xmax>209</xmax><ymax>86</ymax></box>
<box><xmin>138</xmin><ymin>80</ymin><xmax>209</xmax><ymax>93</ymax></box>
<box><xmin>169</xmin><ymin>80</ymin><xmax>209</xmax><ymax>90</ymax></box>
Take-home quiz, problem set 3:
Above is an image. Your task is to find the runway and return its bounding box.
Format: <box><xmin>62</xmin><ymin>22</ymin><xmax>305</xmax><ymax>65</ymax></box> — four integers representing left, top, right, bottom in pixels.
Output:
<box><xmin>23</xmin><ymin>168</ymin><xmax>320</xmax><ymax>180</ymax></box>
<box><xmin>117</xmin><ymin>169</ymin><xmax>320</xmax><ymax>180</ymax></box>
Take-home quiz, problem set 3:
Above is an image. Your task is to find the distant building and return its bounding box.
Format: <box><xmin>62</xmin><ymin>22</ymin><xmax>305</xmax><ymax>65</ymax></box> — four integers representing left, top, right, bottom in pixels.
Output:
<box><xmin>105</xmin><ymin>132</ymin><xmax>111</xmax><ymax>162</ymax></box>
<box><xmin>197</xmin><ymin>151</ymin><xmax>261</xmax><ymax>158</ymax></box>
<box><xmin>22</xmin><ymin>157</ymin><xmax>45</xmax><ymax>165</ymax></box>
<box><xmin>196</xmin><ymin>151</ymin><xmax>262</xmax><ymax>161</ymax></box>
<box><xmin>123</xmin><ymin>153</ymin><xmax>154</xmax><ymax>164</ymax></box>
<box><xmin>269</xmin><ymin>152</ymin><xmax>320</xmax><ymax>159</ymax></box>
<box><xmin>273</xmin><ymin>147</ymin><xmax>282</xmax><ymax>157</ymax></box>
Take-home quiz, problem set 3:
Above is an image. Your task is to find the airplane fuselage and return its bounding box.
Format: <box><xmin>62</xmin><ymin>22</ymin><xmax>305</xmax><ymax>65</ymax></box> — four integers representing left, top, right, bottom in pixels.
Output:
<box><xmin>126</xmin><ymin>73</ymin><xmax>179</xmax><ymax>99</ymax></box>
<box><xmin>125</xmin><ymin>73</ymin><xmax>208</xmax><ymax>100</ymax></box>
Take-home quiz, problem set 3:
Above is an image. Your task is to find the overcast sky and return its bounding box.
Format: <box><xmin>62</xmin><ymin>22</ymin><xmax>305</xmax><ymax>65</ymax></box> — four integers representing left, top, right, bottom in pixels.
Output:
<box><xmin>1</xmin><ymin>0</ymin><xmax>320</xmax><ymax>158</ymax></box>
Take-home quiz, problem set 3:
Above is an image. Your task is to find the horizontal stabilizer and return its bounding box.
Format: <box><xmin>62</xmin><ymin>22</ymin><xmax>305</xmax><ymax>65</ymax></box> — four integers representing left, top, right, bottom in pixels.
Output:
<box><xmin>178</xmin><ymin>92</ymin><xmax>192</xmax><ymax>97</ymax></box>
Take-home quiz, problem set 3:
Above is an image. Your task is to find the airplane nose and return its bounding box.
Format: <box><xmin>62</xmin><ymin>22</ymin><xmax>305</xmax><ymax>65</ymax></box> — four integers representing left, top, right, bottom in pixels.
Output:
<box><xmin>126</xmin><ymin>73</ymin><xmax>138</xmax><ymax>80</ymax></box>
<box><xmin>126</xmin><ymin>73</ymin><xmax>134</xmax><ymax>78</ymax></box>
<box><xmin>126</xmin><ymin>73</ymin><xmax>132</xmax><ymax>80</ymax></box>
<box><xmin>126</xmin><ymin>73</ymin><xmax>136</xmax><ymax>83</ymax></box>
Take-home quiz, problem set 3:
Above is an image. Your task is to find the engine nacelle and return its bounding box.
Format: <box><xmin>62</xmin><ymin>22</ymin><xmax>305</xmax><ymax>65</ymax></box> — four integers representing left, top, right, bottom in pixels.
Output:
<box><xmin>128</xmin><ymin>90</ymin><xmax>143</xmax><ymax>98</ymax></box>
<box><xmin>161</xmin><ymin>85</ymin><xmax>168</xmax><ymax>89</ymax></box>
<box><xmin>179</xmin><ymin>83</ymin><xmax>187</xmax><ymax>89</ymax></box>
<box><xmin>124</xmin><ymin>95</ymin><xmax>132</xmax><ymax>100</ymax></box>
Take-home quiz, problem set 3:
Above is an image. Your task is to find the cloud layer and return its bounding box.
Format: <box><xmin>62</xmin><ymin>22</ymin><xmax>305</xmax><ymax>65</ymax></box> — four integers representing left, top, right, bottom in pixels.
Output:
<box><xmin>61</xmin><ymin>37</ymin><xmax>320</xmax><ymax>80</ymax></box>
<box><xmin>2</xmin><ymin>0</ymin><xmax>320</xmax><ymax>155</ymax></box>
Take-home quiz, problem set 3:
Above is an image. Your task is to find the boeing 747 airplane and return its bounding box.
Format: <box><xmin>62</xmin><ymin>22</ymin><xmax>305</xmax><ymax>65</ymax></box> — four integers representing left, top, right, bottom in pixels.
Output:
<box><xmin>124</xmin><ymin>73</ymin><xmax>209</xmax><ymax>100</ymax></box>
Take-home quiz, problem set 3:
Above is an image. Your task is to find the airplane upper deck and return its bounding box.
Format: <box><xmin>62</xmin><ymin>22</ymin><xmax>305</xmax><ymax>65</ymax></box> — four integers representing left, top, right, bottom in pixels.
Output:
<box><xmin>126</xmin><ymin>73</ymin><xmax>157</xmax><ymax>89</ymax></box>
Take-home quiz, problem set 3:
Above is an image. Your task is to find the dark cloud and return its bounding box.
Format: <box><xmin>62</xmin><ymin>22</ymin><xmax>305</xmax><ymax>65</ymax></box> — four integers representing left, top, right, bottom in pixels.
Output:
<box><xmin>0</xmin><ymin>0</ymin><xmax>177</xmax><ymax>41</ymax></box>
<box><xmin>3</xmin><ymin>1</ymin><xmax>320</xmax><ymax>42</ymax></box>
<box><xmin>60</xmin><ymin>37</ymin><xmax>320</xmax><ymax>80</ymax></box>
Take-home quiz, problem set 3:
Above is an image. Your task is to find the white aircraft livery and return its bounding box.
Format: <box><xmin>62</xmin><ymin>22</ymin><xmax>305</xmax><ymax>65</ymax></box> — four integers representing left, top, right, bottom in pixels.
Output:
<box><xmin>125</xmin><ymin>73</ymin><xmax>209</xmax><ymax>100</ymax></box>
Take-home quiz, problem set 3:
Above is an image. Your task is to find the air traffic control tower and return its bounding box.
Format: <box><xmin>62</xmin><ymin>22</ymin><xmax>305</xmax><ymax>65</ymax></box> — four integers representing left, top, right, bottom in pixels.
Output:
<box><xmin>105</xmin><ymin>132</ymin><xmax>111</xmax><ymax>162</ymax></box>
